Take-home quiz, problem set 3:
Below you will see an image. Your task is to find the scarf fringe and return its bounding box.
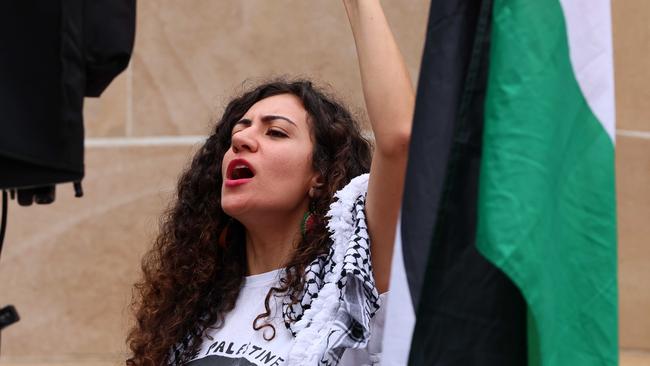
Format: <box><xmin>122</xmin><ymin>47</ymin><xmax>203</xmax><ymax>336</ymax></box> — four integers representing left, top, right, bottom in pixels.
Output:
<box><xmin>286</xmin><ymin>174</ymin><xmax>370</xmax><ymax>365</ymax></box>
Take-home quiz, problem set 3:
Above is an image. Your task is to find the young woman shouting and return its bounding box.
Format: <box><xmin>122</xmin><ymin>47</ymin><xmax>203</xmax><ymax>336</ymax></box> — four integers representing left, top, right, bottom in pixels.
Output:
<box><xmin>127</xmin><ymin>1</ymin><xmax>414</xmax><ymax>364</ymax></box>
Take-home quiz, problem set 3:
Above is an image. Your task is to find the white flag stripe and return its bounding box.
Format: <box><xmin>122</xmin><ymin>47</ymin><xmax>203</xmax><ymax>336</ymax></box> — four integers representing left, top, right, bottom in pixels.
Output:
<box><xmin>380</xmin><ymin>216</ymin><xmax>416</xmax><ymax>366</ymax></box>
<box><xmin>558</xmin><ymin>0</ymin><xmax>616</xmax><ymax>143</ymax></box>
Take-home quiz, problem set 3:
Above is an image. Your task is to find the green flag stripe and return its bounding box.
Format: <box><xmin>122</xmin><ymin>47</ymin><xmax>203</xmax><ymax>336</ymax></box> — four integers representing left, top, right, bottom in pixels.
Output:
<box><xmin>477</xmin><ymin>0</ymin><xmax>617</xmax><ymax>365</ymax></box>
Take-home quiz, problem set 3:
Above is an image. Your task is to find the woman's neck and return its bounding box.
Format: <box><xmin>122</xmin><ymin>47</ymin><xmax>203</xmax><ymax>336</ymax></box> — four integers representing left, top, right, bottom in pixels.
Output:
<box><xmin>243</xmin><ymin>213</ymin><xmax>304</xmax><ymax>275</ymax></box>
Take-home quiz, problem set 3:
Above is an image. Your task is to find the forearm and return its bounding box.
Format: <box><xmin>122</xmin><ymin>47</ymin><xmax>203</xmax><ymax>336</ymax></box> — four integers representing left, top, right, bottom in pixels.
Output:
<box><xmin>343</xmin><ymin>0</ymin><xmax>415</xmax><ymax>156</ymax></box>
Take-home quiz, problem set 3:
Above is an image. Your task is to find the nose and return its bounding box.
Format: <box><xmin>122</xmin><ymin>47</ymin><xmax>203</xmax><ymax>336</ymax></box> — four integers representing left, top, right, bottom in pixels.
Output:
<box><xmin>231</xmin><ymin>128</ymin><xmax>259</xmax><ymax>153</ymax></box>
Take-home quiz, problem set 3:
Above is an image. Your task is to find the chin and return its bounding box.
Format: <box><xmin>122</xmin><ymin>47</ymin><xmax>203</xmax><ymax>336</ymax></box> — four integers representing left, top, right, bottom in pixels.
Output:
<box><xmin>221</xmin><ymin>200</ymin><xmax>246</xmax><ymax>218</ymax></box>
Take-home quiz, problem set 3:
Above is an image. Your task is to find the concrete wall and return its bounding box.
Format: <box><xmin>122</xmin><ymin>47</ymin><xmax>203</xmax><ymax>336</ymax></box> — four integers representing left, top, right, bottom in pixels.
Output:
<box><xmin>612</xmin><ymin>0</ymin><xmax>650</xmax><ymax>357</ymax></box>
<box><xmin>0</xmin><ymin>1</ymin><xmax>647</xmax><ymax>364</ymax></box>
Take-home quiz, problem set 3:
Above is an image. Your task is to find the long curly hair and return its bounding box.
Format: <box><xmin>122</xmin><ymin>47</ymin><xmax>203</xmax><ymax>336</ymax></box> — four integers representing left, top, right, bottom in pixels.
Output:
<box><xmin>126</xmin><ymin>79</ymin><xmax>372</xmax><ymax>365</ymax></box>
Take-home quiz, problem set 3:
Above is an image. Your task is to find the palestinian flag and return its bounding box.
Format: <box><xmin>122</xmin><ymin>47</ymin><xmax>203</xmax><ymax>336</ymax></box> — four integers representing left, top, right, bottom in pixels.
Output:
<box><xmin>382</xmin><ymin>0</ymin><xmax>618</xmax><ymax>365</ymax></box>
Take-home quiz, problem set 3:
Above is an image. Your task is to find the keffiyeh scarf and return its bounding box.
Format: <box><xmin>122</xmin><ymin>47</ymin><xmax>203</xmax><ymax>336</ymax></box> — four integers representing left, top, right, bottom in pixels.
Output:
<box><xmin>170</xmin><ymin>174</ymin><xmax>382</xmax><ymax>365</ymax></box>
<box><xmin>283</xmin><ymin>173</ymin><xmax>382</xmax><ymax>365</ymax></box>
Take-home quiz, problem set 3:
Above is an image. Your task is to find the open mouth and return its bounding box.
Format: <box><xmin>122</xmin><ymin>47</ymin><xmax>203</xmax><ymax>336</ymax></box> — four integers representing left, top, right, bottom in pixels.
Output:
<box><xmin>230</xmin><ymin>165</ymin><xmax>254</xmax><ymax>179</ymax></box>
<box><xmin>227</xmin><ymin>159</ymin><xmax>255</xmax><ymax>181</ymax></box>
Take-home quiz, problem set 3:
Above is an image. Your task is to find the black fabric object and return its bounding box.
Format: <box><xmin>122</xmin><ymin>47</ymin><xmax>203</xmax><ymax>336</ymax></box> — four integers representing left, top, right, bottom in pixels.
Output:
<box><xmin>84</xmin><ymin>0</ymin><xmax>137</xmax><ymax>97</ymax></box>
<box><xmin>403</xmin><ymin>0</ymin><xmax>527</xmax><ymax>365</ymax></box>
<box><xmin>0</xmin><ymin>0</ymin><xmax>135</xmax><ymax>190</ymax></box>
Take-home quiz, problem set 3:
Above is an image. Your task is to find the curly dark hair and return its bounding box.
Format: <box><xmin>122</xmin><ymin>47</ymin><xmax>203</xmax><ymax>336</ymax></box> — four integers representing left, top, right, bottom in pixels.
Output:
<box><xmin>126</xmin><ymin>79</ymin><xmax>373</xmax><ymax>365</ymax></box>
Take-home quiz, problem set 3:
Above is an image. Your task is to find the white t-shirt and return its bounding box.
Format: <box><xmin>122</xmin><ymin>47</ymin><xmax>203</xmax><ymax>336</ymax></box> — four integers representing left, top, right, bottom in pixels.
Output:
<box><xmin>185</xmin><ymin>269</ymin><xmax>387</xmax><ymax>366</ymax></box>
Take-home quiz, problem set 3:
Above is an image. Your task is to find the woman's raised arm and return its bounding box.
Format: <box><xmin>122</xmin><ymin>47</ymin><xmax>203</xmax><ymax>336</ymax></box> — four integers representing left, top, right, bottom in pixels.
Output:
<box><xmin>343</xmin><ymin>0</ymin><xmax>415</xmax><ymax>293</ymax></box>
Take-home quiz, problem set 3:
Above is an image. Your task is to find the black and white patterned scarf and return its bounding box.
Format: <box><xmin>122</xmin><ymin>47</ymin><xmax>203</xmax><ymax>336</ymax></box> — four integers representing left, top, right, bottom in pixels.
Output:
<box><xmin>283</xmin><ymin>173</ymin><xmax>382</xmax><ymax>365</ymax></box>
<box><xmin>170</xmin><ymin>174</ymin><xmax>382</xmax><ymax>365</ymax></box>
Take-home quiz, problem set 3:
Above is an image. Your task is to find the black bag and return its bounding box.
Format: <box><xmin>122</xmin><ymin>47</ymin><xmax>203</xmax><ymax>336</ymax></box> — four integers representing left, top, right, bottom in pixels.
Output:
<box><xmin>0</xmin><ymin>0</ymin><xmax>136</xmax><ymax>200</ymax></box>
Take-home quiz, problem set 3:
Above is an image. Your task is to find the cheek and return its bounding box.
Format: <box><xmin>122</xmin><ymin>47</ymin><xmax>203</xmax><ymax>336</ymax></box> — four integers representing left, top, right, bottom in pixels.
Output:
<box><xmin>269</xmin><ymin>148</ymin><xmax>313</xmax><ymax>179</ymax></box>
<box><xmin>221</xmin><ymin>150</ymin><xmax>233</xmax><ymax>178</ymax></box>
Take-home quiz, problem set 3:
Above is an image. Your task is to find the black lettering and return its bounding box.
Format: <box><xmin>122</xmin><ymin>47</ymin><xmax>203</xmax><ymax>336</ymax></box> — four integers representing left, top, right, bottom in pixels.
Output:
<box><xmin>270</xmin><ymin>357</ymin><xmax>285</xmax><ymax>366</ymax></box>
<box><xmin>215</xmin><ymin>341</ymin><xmax>225</xmax><ymax>353</ymax></box>
<box><xmin>225</xmin><ymin>342</ymin><xmax>236</xmax><ymax>354</ymax></box>
<box><xmin>255</xmin><ymin>350</ymin><xmax>266</xmax><ymax>360</ymax></box>
<box><xmin>236</xmin><ymin>342</ymin><xmax>249</xmax><ymax>355</ymax></box>
<box><xmin>248</xmin><ymin>345</ymin><xmax>262</xmax><ymax>356</ymax></box>
<box><xmin>205</xmin><ymin>341</ymin><xmax>220</xmax><ymax>355</ymax></box>
<box><xmin>262</xmin><ymin>350</ymin><xmax>276</xmax><ymax>364</ymax></box>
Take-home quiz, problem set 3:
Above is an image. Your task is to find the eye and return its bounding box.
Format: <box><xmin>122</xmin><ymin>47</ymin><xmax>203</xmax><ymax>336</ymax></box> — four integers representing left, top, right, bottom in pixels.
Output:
<box><xmin>267</xmin><ymin>129</ymin><xmax>288</xmax><ymax>138</ymax></box>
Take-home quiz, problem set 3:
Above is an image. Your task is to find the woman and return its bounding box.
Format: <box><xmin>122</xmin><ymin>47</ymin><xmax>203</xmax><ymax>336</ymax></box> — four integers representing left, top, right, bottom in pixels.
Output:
<box><xmin>127</xmin><ymin>1</ymin><xmax>414</xmax><ymax>365</ymax></box>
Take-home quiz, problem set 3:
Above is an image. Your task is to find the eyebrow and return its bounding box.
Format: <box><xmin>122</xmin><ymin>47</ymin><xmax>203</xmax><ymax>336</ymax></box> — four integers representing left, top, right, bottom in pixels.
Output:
<box><xmin>235</xmin><ymin>115</ymin><xmax>297</xmax><ymax>127</ymax></box>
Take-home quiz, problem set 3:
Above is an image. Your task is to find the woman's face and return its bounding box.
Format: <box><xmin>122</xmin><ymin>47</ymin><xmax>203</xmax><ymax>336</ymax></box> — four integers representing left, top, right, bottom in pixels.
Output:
<box><xmin>221</xmin><ymin>93</ymin><xmax>319</xmax><ymax>221</ymax></box>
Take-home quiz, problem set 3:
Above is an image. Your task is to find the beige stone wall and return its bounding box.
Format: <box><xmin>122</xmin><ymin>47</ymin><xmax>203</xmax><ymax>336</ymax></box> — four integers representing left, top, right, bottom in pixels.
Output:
<box><xmin>613</xmin><ymin>0</ymin><xmax>650</xmax><ymax>355</ymax></box>
<box><xmin>0</xmin><ymin>1</ymin><xmax>648</xmax><ymax>364</ymax></box>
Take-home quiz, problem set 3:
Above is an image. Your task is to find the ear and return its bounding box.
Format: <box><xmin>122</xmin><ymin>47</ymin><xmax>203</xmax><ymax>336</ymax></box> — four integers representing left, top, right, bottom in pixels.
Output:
<box><xmin>308</xmin><ymin>174</ymin><xmax>325</xmax><ymax>199</ymax></box>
